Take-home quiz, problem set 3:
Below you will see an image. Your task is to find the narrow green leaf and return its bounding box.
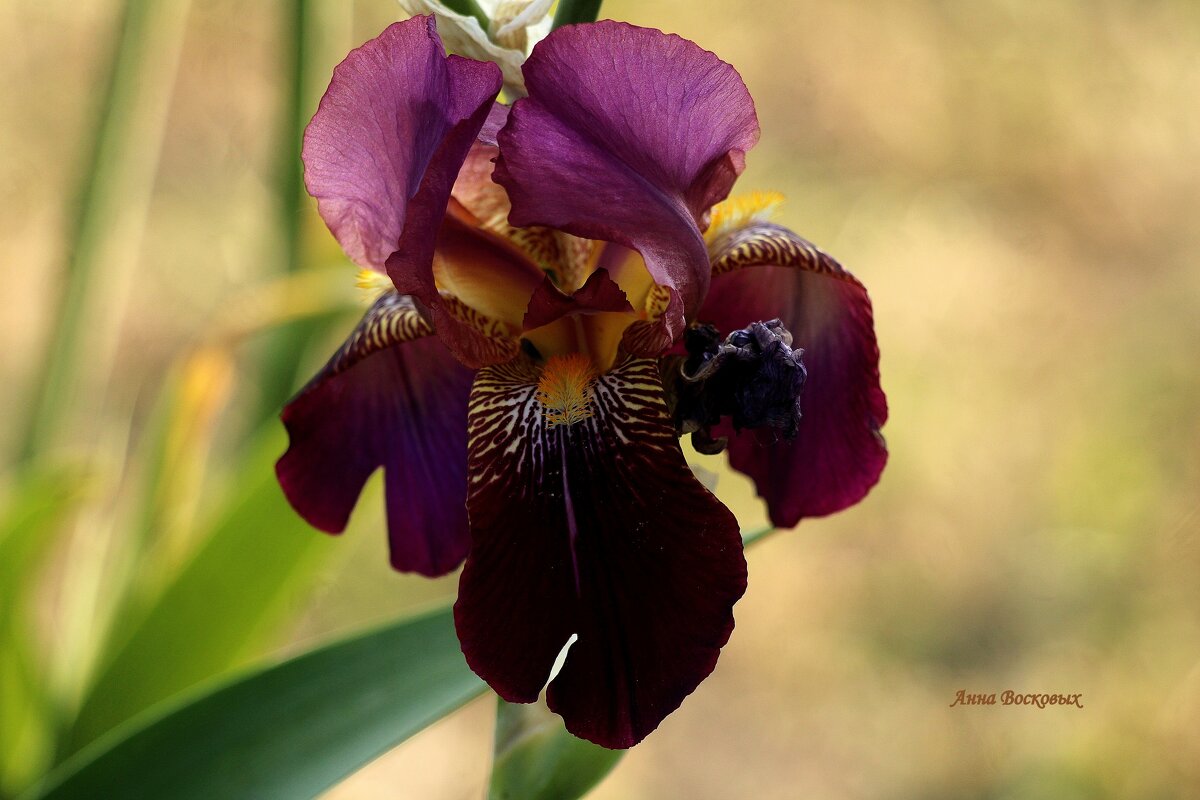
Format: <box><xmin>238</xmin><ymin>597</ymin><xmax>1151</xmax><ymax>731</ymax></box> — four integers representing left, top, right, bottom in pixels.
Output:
<box><xmin>551</xmin><ymin>0</ymin><xmax>603</xmax><ymax>29</ymax></box>
<box><xmin>489</xmin><ymin>698</ymin><xmax>623</xmax><ymax>800</ymax></box>
<box><xmin>249</xmin><ymin>0</ymin><xmax>314</xmax><ymax>427</ymax></box>
<box><xmin>61</xmin><ymin>429</ymin><xmax>337</xmax><ymax>756</ymax></box>
<box><xmin>0</xmin><ymin>638</ymin><xmax>52</xmax><ymax>800</ymax></box>
<box><xmin>0</xmin><ymin>470</ymin><xmax>87</xmax><ymax>797</ymax></box>
<box><xmin>18</xmin><ymin>0</ymin><xmax>191</xmax><ymax>462</ymax></box>
<box><xmin>27</xmin><ymin>607</ymin><xmax>486</xmax><ymax>800</ymax></box>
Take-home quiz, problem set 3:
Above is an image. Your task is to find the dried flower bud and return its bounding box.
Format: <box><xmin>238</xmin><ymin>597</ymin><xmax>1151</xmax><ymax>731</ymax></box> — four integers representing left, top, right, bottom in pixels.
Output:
<box><xmin>669</xmin><ymin>319</ymin><xmax>807</xmax><ymax>454</ymax></box>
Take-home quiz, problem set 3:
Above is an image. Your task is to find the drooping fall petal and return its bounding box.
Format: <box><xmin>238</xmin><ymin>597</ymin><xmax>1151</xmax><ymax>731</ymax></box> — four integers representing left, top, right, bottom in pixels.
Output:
<box><xmin>493</xmin><ymin>21</ymin><xmax>760</xmax><ymax>356</ymax></box>
<box><xmin>455</xmin><ymin>357</ymin><xmax>747</xmax><ymax>748</ymax></box>
<box><xmin>696</xmin><ymin>221</ymin><xmax>887</xmax><ymax>527</ymax></box>
<box><xmin>277</xmin><ymin>293</ymin><xmax>475</xmax><ymax>576</ymax></box>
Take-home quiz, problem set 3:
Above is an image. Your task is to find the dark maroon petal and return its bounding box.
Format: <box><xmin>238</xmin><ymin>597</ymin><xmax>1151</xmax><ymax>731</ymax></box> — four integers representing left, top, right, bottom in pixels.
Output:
<box><xmin>493</xmin><ymin>21</ymin><xmax>759</xmax><ymax>353</ymax></box>
<box><xmin>303</xmin><ymin>17</ymin><xmax>501</xmax><ymax>271</ymax></box>
<box><xmin>276</xmin><ymin>292</ymin><xmax>475</xmax><ymax>576</ymax></box>
<box><xmin>697</xmin><ymin>222</ymin><xmax>887</xmax><ymax>527</ymax></box>
<box><xmin>522</xmin><ymin>268</ymin><xmax>633</xmax><ymax>331</ymax></box>
<box><xmin>455</xmin><ymin>357</ymin><xmax>746</xmax><ymax>748</ymax></box>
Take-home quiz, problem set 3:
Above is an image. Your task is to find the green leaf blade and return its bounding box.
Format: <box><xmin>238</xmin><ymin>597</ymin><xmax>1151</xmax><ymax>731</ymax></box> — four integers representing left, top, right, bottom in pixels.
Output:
<box><xmin>29</xmin><ymin>607</ymin><xmax>485</xmax><ymax>800</ymax></box>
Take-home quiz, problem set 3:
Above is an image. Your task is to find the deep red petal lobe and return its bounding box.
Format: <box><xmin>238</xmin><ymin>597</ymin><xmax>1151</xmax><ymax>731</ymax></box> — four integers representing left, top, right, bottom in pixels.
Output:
<box><xmin>277</xmin><ymin>293</ymin><xmax>475</xmax><ymax>576</ymax></box>
<box><xmin>698</xmin><ymin>223</ymin><xmax>888</xmax><ymax>527</ymax></box>
<box><xmin>455</xmin><ymin>357</ymin><xmax>747</xmax><ymax>748</ymax></box>
<box><xmin>522</xmin><ymin>268</ymin><xmax>633</xmax><ymax>331</ymax></box>
<box><xmin>493</xmin><ymin>21</ymin><xmax>759</xmax><ymax>352</ymax></box>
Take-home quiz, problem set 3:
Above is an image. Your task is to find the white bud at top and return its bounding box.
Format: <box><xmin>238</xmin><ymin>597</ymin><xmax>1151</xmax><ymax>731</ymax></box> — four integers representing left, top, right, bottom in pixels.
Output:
<box><xmin>397</xmin><ymin>0</ymin><xmax>554</xmax><ymax>98</ymax></box>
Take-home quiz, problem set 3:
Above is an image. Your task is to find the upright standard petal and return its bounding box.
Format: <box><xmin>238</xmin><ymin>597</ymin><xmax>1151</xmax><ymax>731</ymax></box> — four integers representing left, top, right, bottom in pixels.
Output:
<box><xmin>304</xmin><ymin>17</ymin><xmax>498</xmax><ymax>269</ymax></box>
<box><xmin>277</xmin><ymin>293</ymin><xmax>475</xmax><ymax>576</ymax></box>
<box><xmin>696</xmin><ymin>221</ymin><xmax>888</xmax><ymax>527</ymax></box>
<box><xmin>493</xmin><ymin>21</ymin><xmax>760</xmax><ymax>356</ymax></box>
<box><xmin>303</xmin><ymin>16</ymin><xmax>507</xmax><ymax>368</ymax></box>
<box><xmin>455</xmin><ymin>357</ymin><xmax>747</xmax><ymax>748</ymax></box>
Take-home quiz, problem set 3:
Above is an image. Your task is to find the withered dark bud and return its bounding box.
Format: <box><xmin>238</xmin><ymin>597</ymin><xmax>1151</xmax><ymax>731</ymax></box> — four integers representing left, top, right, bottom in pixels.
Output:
<box><xmin>669</xmin><ymin>320</ymin><xmax>806</xmax><ymax>454</ymax></box>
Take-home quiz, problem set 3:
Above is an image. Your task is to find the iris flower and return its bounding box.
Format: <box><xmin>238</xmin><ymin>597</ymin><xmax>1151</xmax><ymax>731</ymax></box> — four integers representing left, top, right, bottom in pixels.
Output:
<box><xmin>277</xmin><ymin>16</ymin><xmax>886</xmax><ymax>748</ymax></box>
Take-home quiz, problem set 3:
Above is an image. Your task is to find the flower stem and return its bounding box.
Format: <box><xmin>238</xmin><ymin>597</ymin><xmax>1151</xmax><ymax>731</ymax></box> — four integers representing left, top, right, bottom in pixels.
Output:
<box><xmin>246</xmin><ymin>0</ymin><xmax>326</xmax><ymax>429</ymax></box>
<box><xmin>552</xmin><ymin>0</ymin><xmax>603</xmax><ymax>29</ymax></box>
<box><xmin>489</xmin><ymin>697</ymin><xmax>623</xmax><ymax>800</ymax></box>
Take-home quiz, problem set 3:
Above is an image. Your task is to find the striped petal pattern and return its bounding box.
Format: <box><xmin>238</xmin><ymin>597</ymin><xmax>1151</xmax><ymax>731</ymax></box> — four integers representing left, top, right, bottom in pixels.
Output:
<box><xmin>455</xmin><ymin>357</ymin><xmax>747</xmax><ymax>748</ymax></box>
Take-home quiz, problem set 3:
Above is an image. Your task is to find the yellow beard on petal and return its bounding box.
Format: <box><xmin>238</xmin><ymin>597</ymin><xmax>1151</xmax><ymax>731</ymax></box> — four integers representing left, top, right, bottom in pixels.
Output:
<box><xmin>536</xmin><ymin>353</ymin><xmax>596</xmax><ymax>427</ymax></box>
<box><xmin>704</xmin><ymin>190</ymin><xmax>786</xmax><ymax>244</ymax></box>
<box><xmin>356</xmin><ymin>268</ymin><xmax>394</xmax><ymax>303</ymax></box>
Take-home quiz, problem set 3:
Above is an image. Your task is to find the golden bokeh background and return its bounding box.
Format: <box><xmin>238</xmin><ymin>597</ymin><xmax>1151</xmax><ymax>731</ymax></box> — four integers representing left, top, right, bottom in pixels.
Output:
<box><xmin>2</xmin><ymin>0</ymin><xmax>1198</xmax><ymax>797</ymax></box>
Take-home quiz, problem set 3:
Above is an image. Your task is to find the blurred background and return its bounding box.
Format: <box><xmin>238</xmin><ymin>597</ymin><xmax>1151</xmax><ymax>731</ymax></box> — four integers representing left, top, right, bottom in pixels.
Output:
<box><xmin>2</xmin><ymin>0</ymin><xmax>1198</xmax><ymax>797</ymax></box>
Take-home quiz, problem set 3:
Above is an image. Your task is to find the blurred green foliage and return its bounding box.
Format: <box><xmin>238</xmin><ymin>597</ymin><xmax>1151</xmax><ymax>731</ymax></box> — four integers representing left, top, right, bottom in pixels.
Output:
<box><xmin>0</xmin><ymin>469</ymin><xmax>87</xmax><ymax>795</ymax></box>
<box><xmin>0</xmin><ymin>0</ymin><xmax>359</xmax><ymax>795</ymax></box>
<box><xmin>62</xmin><ymin>431</ymin><xmax>339</xmax><ymax>757</ymax></box>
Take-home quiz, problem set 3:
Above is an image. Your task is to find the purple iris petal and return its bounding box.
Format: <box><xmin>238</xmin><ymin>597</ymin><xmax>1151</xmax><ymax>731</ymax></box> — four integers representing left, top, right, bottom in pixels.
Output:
<box><xmin>303</xmin><ymin>16</ymin><xmax>506</xmax><ymax>368</ymax></box>
<box><xmin>493</xmin><ymin>21</ymin><xmax>760</xmax><ymax>355</ymax></box>
<box><xmin>277</xmin><ymin>293</ymin><xmax>475</xmax><ymax>577</ymax></box>
<box><xmin>698</xmin><ymin>223</ymin><xmax>888</xmax><ymax>527</ymax></box>
<box><xmin>304</xmin><ymin>17</ymin><xmax>499</xmax><ymax>271</ymax></box>
<box><xmin>478</xmin><ymin>102</ymin><xmax>509</xmax><ymax>147</ymax></box>
<box><xmin>455</xmin><ymin>357</ymin><xmax>747</xmax><ymax>748</ymax></box>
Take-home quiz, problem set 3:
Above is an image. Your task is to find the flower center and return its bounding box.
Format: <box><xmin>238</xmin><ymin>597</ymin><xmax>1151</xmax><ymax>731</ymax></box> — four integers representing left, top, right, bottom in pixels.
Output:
<box><xmin>536</xmin><ymin>353</ymin><xmax>596</xmax><ymax>427</ymax></box>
